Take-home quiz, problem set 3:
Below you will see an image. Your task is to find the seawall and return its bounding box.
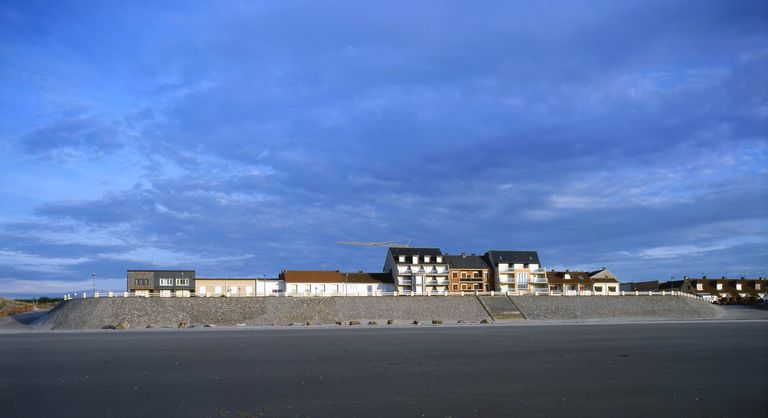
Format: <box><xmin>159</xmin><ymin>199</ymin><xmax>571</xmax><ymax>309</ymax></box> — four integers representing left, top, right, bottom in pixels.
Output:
<box><xmin>510</xmin><ymin>295</ymin><xmax>721</xmax><ymax>320</ymax></box>
<box><xmin>37</xmin><ymin>295</ymin><xmax>723</xmax><ymax>330</ymax></box>
<box><xmin>40</xmin><ymin>296</ymin><xmax>491</xmax><ymax>330</ymax></box>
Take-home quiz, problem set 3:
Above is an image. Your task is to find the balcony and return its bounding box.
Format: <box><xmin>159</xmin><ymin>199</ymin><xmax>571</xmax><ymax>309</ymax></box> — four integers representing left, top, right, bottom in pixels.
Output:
<box><xmin>438</xmin><ymin>280</ymin><xmax>450</xmax><ymax>286</ymax></box>
<box><xmin>398</xmin><ymin>279</ymin><xmax>412</xmax><ymax>285</ymax></box>
<box><xmin>533</xmin><ymin>268</ymin><xmax>546</xmax><ymax>274</ymax></box>
<box><xmin>425</xmin><ymin>280</ymin><xmax>439</xmax><ymax>286</ymax></box>
<box><xmin>461</xmin><ymin>276</ymin><xmax>483</xmax><ymax>282</ymax></box>
<box><xmin>532</xmin><ymin>277</ymin><xmax>548</xmax><ymax>284</ymax></box>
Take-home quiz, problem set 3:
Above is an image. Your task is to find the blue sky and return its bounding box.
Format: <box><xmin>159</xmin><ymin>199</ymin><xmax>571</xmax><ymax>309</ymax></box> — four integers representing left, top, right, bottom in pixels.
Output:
<box><xmin>1</xmin><ymin>1</ymin><xmax>766</xmax><ymax>297</ymax></box>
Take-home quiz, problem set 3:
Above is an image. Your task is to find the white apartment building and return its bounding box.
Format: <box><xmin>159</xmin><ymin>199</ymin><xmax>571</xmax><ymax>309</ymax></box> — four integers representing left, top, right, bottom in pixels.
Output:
<box><xmin>384</xmin><ymin>248</ymin><xmax>450</xmax><ymax>294</ymax></box>
<box><xmin>485</xmin><ymin>250</ymin><xmax>548</xmax><ymax>294</ymax></box>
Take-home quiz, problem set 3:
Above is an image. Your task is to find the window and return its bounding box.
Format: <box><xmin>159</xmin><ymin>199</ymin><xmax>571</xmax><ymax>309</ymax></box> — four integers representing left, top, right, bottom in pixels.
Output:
<box><xmin>436</xmin><ymin>256</ymin><xmax>443</xmax><ymax>263</ymax></box>
<box><xmin>564</xmin><ymin>274</ymin><xmax>571</xmax><ymax>280</ymax></box>
<box><xmin>757</xmin><ymin>283</ymin><xmax>762</xmax><ymax>290</ymax></box>
<box><xmin>452</xmin><ymin>284</ymin><xmax>458</xmax><ymax>290</ymax></box>
<box><xmin>736</xmin><ymin>283</ymin><xmax>742</xmax><ymax>291</ymax></box>
<box><xmin>608</xmin><ymin>286</ymin><xmax>616</xmax><ymax>292</ymax></box>
<box><xmin>230</xmin><ymin>286</ymin><xmax>238</xmax><ymax>295</ymax></box>
<box><xmin>452</xmin><ymin>272</ymin><xmax>458</xmax><ymax>278</ymax></box>
<box><xmin>716</xmin><ymin>283</ymin><xmax>723</xmax><ymax>290</ymax></box>
<box><xmin>175</xmin><ymin>278</ymin><xmax>189</xmax><ymax>286</ymax></box>
<box><xmin>159</xmin><ymin>278</ymin><xmax>173</xmax><ymax>286</ymax></box>
<box><xmin>291</xmin><ymin>284</ymin><xmax>298</xmax><ymax>293</ymax></box>
<box><xmin>412</xmin><ymin>256</ymin><xmax>419</xmax><ymax>264</ymax></box>
<box><xmin>246</xmin><ymin>286</ymin><xmax>253</xmax><ymax>295</ymax></box>
<box><xmin>517</xmin><ymin>272</ymin><xmax>529</xmax><ymax>290</ymax></box>
<box><xmin>461</xmin><ymin>272</ymin><xmax>467</xmax><ymax>278</ymax></box>
<box><xmin>134</xmin><ymin>278</ymin><xmax>149</xmax><ymax>286</ymax></box>
<box><xmin>473</xmin><ymin>272</ymin><xmax>481</xmax><ymax>278</ymax></box>
<box><xmin>424</xmin><ymin>256</ymin><xmax>431</xmax><ymax>263</ymax></box>
<box><xmin>199</xmin><ymin>286</ymin><xmax>207</xmax><ymax>294</ymax></box>
<box><xmin>214</xmin><ymin>286</ymin><xmax>222</xmax><ymax>294</ymax></box>
<box><xmin>696</xmin><ymin>283</ymin><xmax>703</xmax><ymax>291</ymax></box>
<box><xmin>595</xmin><ymin>286</ymin><xmax>603</xmax><ymax>292</ymax></box>
<box><xmin>398</xmin><ymin>255</ymin><xmax>406</xmax><ymax>263</ymax></box>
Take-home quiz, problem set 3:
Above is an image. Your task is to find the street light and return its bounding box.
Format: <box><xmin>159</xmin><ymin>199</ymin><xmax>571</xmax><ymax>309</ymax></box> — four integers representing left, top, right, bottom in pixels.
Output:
<box><xmin>92</xmin><ymin>272</ymin><xmax>96</xmax><ymax>296</ymax></box>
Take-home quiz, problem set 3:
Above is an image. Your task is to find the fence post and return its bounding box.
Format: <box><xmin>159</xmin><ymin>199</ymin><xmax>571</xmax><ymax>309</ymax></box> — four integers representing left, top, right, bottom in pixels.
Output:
<box><xmin>491</xmin><ymin>291</ymin><xmax>495</xmax><ymax>296</ymax></box>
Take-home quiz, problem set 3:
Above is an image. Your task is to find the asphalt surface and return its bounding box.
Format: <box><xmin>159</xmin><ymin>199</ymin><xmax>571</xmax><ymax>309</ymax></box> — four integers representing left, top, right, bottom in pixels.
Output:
<box><xmin>1</xmin><ymin>322</ymin><xmax>766</xmax><ymax>418</ymax></box>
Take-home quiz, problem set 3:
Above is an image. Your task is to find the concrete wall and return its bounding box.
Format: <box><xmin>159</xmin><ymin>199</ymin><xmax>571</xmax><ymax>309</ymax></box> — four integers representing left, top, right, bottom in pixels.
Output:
<box><xmin>510</xmin><ymin>295</ymin><xmax>721</xmax><ymax>320</ymax></box>
<box><xmin>40</xmin><ymin>296</ymin><xmax>491</xmax><ymax>330</ymax></box>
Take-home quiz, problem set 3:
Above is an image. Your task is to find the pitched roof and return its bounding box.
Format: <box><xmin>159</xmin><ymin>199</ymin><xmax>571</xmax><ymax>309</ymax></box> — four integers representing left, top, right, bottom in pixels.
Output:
<box><xmin>444</xmin><ymin>254</ymin><xmax>490</xmax><ymax>270</ymax></box>
<box><xmin>388</xmin><ymin>247</ymin><xmax>443</xmax><ymax>257</ymax></box>
<box><xmin>282</xmin><ymin>270</ymin><xmax>343</xmax><ymax>283</ymax></box>
<box><xmin>546</xmin><ymin>271</ymin><xmax>593</xmax><ymax>284</ymax></box>
<box><xmin>342</xmin><ymin>272</ymin><xmax>394</xmax><ymax>284</ymax></box>
<box><xmin>485</xmin><ymin>250</ymin><xmax>540</xmax><ymax>265</ymax></box>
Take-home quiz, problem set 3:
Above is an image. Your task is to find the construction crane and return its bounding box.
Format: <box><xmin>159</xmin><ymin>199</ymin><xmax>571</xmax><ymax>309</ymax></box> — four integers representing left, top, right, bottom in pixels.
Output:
<box><xmin>337</xmin><ymin>239</ymin><xmax>412</xmax><ymax>248</ymax></box>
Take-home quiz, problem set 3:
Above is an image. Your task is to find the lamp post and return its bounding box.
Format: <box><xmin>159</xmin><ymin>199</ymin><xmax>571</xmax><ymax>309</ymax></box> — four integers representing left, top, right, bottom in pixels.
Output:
<box><xmin>92</xmin><ymin>272</ymin><xmax>96</xmax><ymax>296</ymax></box>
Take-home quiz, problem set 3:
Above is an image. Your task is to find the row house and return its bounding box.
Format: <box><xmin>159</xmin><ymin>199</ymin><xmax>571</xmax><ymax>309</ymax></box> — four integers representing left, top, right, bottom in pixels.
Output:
<box><xmin>670</xmin><ymin>276</ymin><xmax>767</xmax><ymax>303</ymax></box>
<box><xmin>383</xmin><ymin>248</ymin><xmax>450</xmax><ymax>294</ymax></box>
<box><xmin>280</xmin><ymin>270</ymin><xmax>395</xmax><ymax>296</ymax></box>
<box><xmin>444</xmin><ymin>253</ymin><xmax>491</xmax><ymax>291</ymax></box>
<box><xmin>195</xmin><ymin>278</ymin><xmax>283</xmax><ymax>297</ymax></box>
<box><xmin>546</xmin><ymin>269</ymin><xmax>620</xmax><ymax>295</ymax></box>
<box><xmin>485</xmin><ymin>250</ymin><xmax>548</xmax><ymax>294</ymax></box>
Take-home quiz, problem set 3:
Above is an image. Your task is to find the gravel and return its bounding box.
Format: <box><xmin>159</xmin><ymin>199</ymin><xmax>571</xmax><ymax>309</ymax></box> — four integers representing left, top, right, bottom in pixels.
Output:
<box><xmin>510</xmin><ymin>295</ymin><xmax>721</xmax><ymax>320</ymax></box>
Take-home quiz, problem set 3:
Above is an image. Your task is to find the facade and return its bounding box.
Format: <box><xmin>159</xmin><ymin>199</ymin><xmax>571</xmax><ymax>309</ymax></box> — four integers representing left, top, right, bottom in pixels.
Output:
<box><xmin>588</xmin><ymin>268</ymin><xmax>620</xmax><ymax>295</ymax></box>
<box><xmin>484</xmin><ymin>250</ymin><xmax>547</xmax><ymax>294</ymax></box>
<box><xmin>444</xmin><ymin>254</ymin><xmax>491</xmax><ymax>291</ymax></box>
<box><xmin>127</xmin><ymin>270</ymin><xmax>195</xmax><ymax>297</ymax></box>
<box><xmin>195</xmin><ymin>278</ymin><xmax>283</xmax><ymax>297</ymax></box>
<box><xmin>281</xmin><ymin>270</ymin><xmax>395</xmax><ymax>296</ymax></box>
<box><xmin>671</xmin><ymin>276</ymin><xmax>767</xmax><ymax>303</ymax></box>
<box><xmin>547</xmin><ymin>271</ymin><xmax>594</xmax><ymax>295</ymax></box>
<box><xmin>383</xmin><ymin>248</ymin><xmax>449</xmax><ymax>294</ymax></box>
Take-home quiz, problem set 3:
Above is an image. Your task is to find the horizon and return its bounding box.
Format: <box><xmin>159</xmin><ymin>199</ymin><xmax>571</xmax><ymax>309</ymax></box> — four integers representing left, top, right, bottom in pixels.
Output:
<box><xmin>1</xmin><ymin>1</ymin><xmax>767</xmax><ymax>298</ymax></box>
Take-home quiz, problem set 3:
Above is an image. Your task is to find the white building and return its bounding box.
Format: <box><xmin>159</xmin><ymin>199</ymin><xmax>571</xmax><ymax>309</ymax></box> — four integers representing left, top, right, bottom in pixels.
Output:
<box><xmin>281</xmin><ymin>270</ymin><xmax>395</xmax><ymax>296</ymax></box>
<box><xmin>485</xmin><ymin>250</ymin><xmax>548</xmax><ymax>294</ymax></box>
<box><xmin>383</xmin><ymin>248</ymin><xmax>450</xmax><ymax>295</ymax></box>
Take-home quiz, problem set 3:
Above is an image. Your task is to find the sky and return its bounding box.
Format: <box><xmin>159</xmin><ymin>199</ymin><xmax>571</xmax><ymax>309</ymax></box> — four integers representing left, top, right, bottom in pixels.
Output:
<box><xmin>1</xmin><ymin>1</ymin><xmax>767</xmax><ymax>297</ymax></box>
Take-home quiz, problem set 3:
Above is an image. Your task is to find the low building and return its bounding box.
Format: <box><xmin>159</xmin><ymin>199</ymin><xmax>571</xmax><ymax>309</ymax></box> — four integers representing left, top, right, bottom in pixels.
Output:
<box><xmin>588</xmin><ymin>268</ymin><xmax>620</xmax><ymax>295</ymax></box>
<box><xmin>383</xmin><ymin>248</ymin><xmax>449</xmax><ymax>295</ymax></box>
<box><xmin>127</xmin><ymin>270</ymin><xmax>195</xmax><ymax>297</ymax></box>
<box><xmin>195</xmin><ymin>278</ymin><xmax>283</xmax><ymax>297</ymax></box>
<box><xmin>547</xmin><ymin>270</ymin><xmax>594</xmax><ymax>295</ymax></box>
<box><xmin>620</xmin><ymin>280</ymin><xmax>660</xmax><ymax>292</ymax></box>
<box><xmin>281</xmin><ymin>270</ymin><xmax>395</xmax><ymax>296</ymax></box>
<box><xmin>445</xmin><ymin>253</ymin><xmax>491</xmax><ymax>292</ymax></box>
<box><xmin>485</xmin><ymin>250</ymin><xmax>547</xmax><ymax>294</ymax></box>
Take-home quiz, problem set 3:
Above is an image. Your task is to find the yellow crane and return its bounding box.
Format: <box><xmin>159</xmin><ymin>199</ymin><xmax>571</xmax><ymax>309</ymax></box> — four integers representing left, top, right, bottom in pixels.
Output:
<box><xmin>337</xmin><ymin>239</ymin><xmax>412</xmax><ymax>248</ymax></box>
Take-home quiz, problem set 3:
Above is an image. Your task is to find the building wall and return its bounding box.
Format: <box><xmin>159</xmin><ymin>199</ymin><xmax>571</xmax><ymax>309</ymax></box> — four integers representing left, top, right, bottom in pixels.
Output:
<box><xmin>284</xmin><ymin>282</ymin><xmax>395</xmax><ymax>295</ymax></box>
<box><xmin>127</xmin><ymin>270</ymin><xmax>195</xmax><ymax>294</ymax></box>
<box><xmin>196</xmin><ymin>279</ymin><xmax>284</xmax><ymax>297</ymax></box>
<box><xmin>448</xmin><ymin>268</ymin><xmax>489</xmax><ymax>291</ymax></box>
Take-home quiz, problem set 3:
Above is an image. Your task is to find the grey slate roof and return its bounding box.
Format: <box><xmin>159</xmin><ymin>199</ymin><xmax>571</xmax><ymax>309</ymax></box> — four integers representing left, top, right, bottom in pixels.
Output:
<box><xmin>388</xmin><ymin>247</ymin><xmax>443</xmax><ymax>257</ymax></box>
<box><xmin>484</xmin><ymin>250</ymin><xmax>540</xmax><ymax>265</ymax></box>
<box><xmin>444</xmin><ymin>254</ymin><xmax>490</xmax><ymax>270</ymax></box>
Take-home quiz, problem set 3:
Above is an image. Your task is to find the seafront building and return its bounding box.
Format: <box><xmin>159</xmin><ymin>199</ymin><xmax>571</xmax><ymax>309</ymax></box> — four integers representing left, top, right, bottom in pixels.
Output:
<box><xmin>484</xmin><ymin>250</ymin><xmax>548</xmax><ymax>294</ymax></box>
<box><xmin>382</xmin><ymin>248</ymin><xmax>450</xmax><ymax>294</ymax></box>
<box><xmin>280</xmin><ymin>270</ymin><xmax>395</xmax><ymax>296</ymax></box>
<box><xmin>444</xmin><ymin>253</ymin><xmax>491</xmax><ymax>292</ymax></box>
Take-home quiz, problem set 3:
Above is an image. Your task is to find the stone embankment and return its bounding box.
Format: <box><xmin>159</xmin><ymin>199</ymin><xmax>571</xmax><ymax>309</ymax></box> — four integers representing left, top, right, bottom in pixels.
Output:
<box><xmin>33</xmin><ymin>295</ymin><xmax>729</xmax><ymax>330</ymax></box>
<box><xmin>39</xmin><ymin>297</ymin><xmax>491</xmax><ymax>330</ymax></box>
<box><xmin>510</xmin><ymin>295</ymin><xmax>720</xmax><ymax>320</ymax></box>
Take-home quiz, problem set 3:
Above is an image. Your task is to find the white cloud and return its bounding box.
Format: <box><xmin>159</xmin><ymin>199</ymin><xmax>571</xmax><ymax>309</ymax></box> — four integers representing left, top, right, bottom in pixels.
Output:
<box><xmin>0</xmin><ymin>250</ymin><xmax>91</xmax><ymax>274</ymax></box>
<box><xmin>0</xmin><ymin>278</ymin><xmax>125</xmax><ymax>296</ymax></box>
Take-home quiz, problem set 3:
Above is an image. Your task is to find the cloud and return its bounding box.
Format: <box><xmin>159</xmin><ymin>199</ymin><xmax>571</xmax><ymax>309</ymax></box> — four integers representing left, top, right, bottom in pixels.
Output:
<box><xmin>18</xmin><ymin>115</ymin><xmax>123</xmax><ymax>158</ymax></box>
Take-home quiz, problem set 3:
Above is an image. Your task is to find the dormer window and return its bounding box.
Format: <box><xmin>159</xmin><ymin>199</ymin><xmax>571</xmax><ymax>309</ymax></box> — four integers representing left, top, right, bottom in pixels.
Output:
<box><xmin>564</xmin><ymin>274</ymin><xmax>571</xmax><ymax>280</ymax></box>
<box><xmin>436</xmin><ymin>256</ymin><xmax>443</xmax><ymax>263</ymax></box>
<box><xmin>696</xmin><ymin>283</ymin><xmax>703</xmax><ymax>291</ymax></box>
<box><xmin>424</xmin><ymin>255</ymin><xmax>431</xmax><ymax>263</ymax></box>
<box><xmin>716</xmin><ymin>283</ymin><xmax>723</xmax><ymax>290</ymax></box>
<box><xmin>412</xmin><ymin>255</ymin><xmax>419</xmax><ymax>264</ymax></box>
<box><xmin>398</xmin><ymin>256</ymin><xmax>406</xmax><ymax>263</ymax></box>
